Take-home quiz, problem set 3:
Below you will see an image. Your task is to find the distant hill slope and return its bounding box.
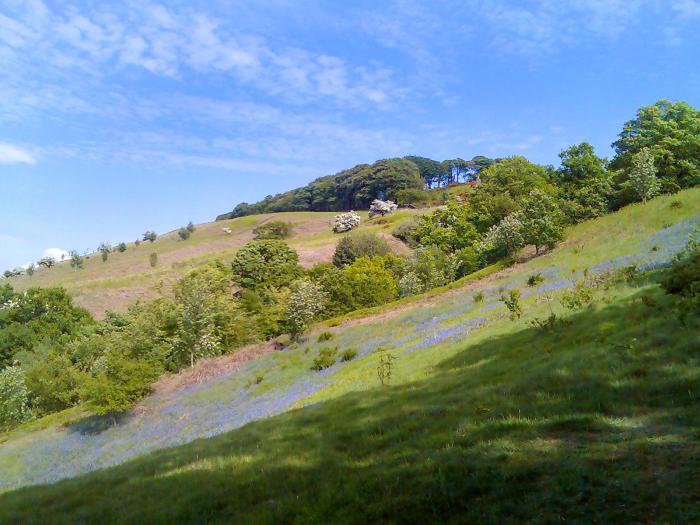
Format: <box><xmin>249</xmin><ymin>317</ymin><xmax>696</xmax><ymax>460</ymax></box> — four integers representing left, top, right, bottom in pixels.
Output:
<box><xmin>1</xmin><ymin>188</ymin><xmax>699</xmax><ymax>523</ymax></box>
<box><xmin>215</xmin><ymin>155</ymin><xmax>496</xmax><ymax>220</ymax></box>
<box><xmin>6</xmin><ymin>209</ymin><xmax>426</xmax><ymax>318</ymax></box>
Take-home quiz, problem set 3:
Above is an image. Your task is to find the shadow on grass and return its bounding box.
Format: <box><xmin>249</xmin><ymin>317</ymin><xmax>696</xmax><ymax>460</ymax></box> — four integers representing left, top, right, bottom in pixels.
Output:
<box><xmin>1</xmin><ymin>288</ymin><xmax>699</xmax><ymax>524</ymax></box>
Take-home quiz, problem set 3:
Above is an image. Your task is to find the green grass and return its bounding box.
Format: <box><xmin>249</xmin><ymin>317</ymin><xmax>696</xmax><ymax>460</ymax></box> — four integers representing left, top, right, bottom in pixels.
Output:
<box><xmin>1</xmin><ymin>276</ymin><xmax>699</xmax><ymax>524</ymax></box>
<box><xmin>1</xmin><ymin>189</ymin><xmax>699</xmax><ymax>523</ymax></box>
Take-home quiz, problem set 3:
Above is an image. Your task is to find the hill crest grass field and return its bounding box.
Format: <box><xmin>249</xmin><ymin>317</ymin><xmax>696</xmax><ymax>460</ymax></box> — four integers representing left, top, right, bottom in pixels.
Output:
<box><xmin>0</xmin><ymin>188</ymin><xmax>699</xmax><ymax>523</ymax></box>
<box><xmin>6</xmin><ymin>209</ymin><xmax>424</xmax><ymax>319</ymax></box>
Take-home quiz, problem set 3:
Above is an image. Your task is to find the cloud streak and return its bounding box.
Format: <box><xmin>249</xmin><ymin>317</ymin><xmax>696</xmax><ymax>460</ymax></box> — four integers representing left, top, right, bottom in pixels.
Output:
<box><xmin>0</xmin><ymin>142</ymin><xmax>36</xmax><ymax>165</ymax></box>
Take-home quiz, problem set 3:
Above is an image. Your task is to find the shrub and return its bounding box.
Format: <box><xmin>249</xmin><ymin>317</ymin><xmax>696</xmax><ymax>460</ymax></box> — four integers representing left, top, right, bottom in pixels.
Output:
<box><xmin>101</xmin><ymin>252</ymin><xmax>109</xmax><ymax>263</ymax></box>
<box><xmin>670</xmin><ymin>200</ymin><xmax>682</xmax><ymax>209</ymax></box>
<box><xmin>662</xmin><ymin>251</ymin><xmax>700</xmax><ymax>296</ymax></box>
<box><xmin>413</xmin><ymin>200</ymin><xmax>479</xmax><ymax>252</ymax></box>
<box><xmin>317</xmin><ymin>331</ymin><xmax>334</xmax><ymax>342</ymax></box>
<box><xmin>149</xmin><ymin>253</ymin><xmax>158</xmax><ymax>267</ymax></box>
<box><xmin>473</xmin><ymin>292</ymin><xmax>484</xmax><ymax>303</ymax></box>
<box><xmin>178</xmin><ymin>227</ymin><xmax>191</xmax><ymax>241</ymax></box>
<box><xmin>340</xmin><ymin>349</ymin><xmax>357</xmax><ymax>362</ymax></box>
<box><xmin>332</xmin><ymin>211</ymin><xmax>361</xmax><ymax>233</ymax></box>
<box><xmin>117</xmin><ymin>242</ymin><xmax>127</xmax><ymax>253</ymax></box>
<box><xmin>342</xmin><ymin>257</ymin><xmax>398</xmax><ymax>310</ymax></box>
<box><xmin>560</xmin><ymin>282</ymin><xmax>595</xmax><ymax>310</ymax></box>
<box><xmin>81</xmin><ymin>352</ymin><xmax>160</xmax><ymax>416</ymax></box>
<box><xmin>453</xmin><ymin>246</ymin><xmax>479</xmax><ymax>278</ymax></box>
<box><xmin>395</xmin><ymin>188</ymin><xmax>429</xmax><ymax>205</ymax></box>
<box><xmin>478</xmin><ymin>213</ymin><xmax>524</xmax><ymax>260</ymax></box>
<box><xmin>333</xmin><ymin>232</ymin><xmax>391</xmax><ymax>268</ymax></box>
<box><xmin>186</xmin><ymin>221</ymin><xmax>196</xmax><ymax>233</ymax></box>
<box><xmin>527</xmin><ymin>273</ymin><xmax>544</xmax><ymax>287</ymax></box>
<box><xmin>255</xmin><ymin>375</ymin><xmax>264</xmax><ymax>384</ymax></box>
<box><xmin>391</xmin><ymin>220</ymin><xmax>419</xmax><ymax>247</ymax></box>
<box><xmin>368</xmin><ymin>199</ymin><xmax>398</xmax><ymax>219</ymax></box>
<box><xmin>253</xmin><ymin>220</ymin><xmax>294</xmax><ymax>240</ymax></box>
<box><xmin>311</xmin><ymin>347</ymin><xmax>337</xmax><ymax>371</ymax></box>
<box><xmin>500</xmin><ymin>289</ymin><xmax>523</xmax><ymax>319</ymax></box>
<box><xmin>231</xmin><ymin>240</ymin><xmax>302</xmax><ymax>289</ymax></box>
<box><xmin>21</xmin><ymin>347</ymin><xmax>84</xmax><ymax>415</ymax></box>
<box><xmin>285</xmin><ymin>280</ymin><xmax>327</xmax><ymax>338</ymax></box>
<box><xmin>405</xmin><ymin>245</ymin><xmax>457</xmax><ymax>291</ymax></box>
<box><xmin>0</xmin><ymin>366</ymin><xmax>33</xmax><ymax>429</ymax></box>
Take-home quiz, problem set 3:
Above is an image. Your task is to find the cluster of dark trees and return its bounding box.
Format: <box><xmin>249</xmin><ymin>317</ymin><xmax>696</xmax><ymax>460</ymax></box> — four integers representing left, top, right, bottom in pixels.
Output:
<box><xmin>216</xmin><ymin>156</ymin><xmax>498</xmax><ymax>220</ymax></box>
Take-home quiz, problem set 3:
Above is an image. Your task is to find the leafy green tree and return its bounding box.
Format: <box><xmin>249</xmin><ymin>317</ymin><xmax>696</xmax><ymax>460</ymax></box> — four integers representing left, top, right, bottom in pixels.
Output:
<box><xmin>414</xmin><ymin>201</ymin><xmax>480</xmax><ymax>252</ymax></box>
<box><xmin>231</xmin><ymin>240</ymin><xmax>302</xmax><ymax>289</ymax></box>
<box><xmin>20</xmin><ymin>345</ymin><xmax>85</xmax><ymax>415</ymax></box>
<box><xmin>342</xmin><ymin>257</ymin><xmax>398</xmax><ymax>310</ymax></box>
<box><xmin>611</xmin><ymin>100</ymin><xmax>700</xmax><ymax>188</ymax></box>
<box><xmin>0</xmin><ymin>286</ymin><xmax>93</xmax><ymax>368</ymax></box>
<box><xmin>178</xmin><ymin>227</ymin><xmax>191</xmax><ymax>241</ymax></box>
<box><xmin>69</xmin><ymin>250</ymin><xmax>84</xmax><ymax>270</ymax></box>
<box><xmin>143</xmin><ymin>231</ymin><xmax>157</xmax><ymax>243</ymax></box>
<box><xmin>479</xmin><ymin>156</ymin><xmax>553</xmax><ymax>199</ymax></box>
<box><xmin>0</xmin><ymin>366</ymin><xmax>32</xmax><ymax>429</ymax></box>
<box><xmin>405</xmin><ymin>245</ymin><xmax>457</xmax><ymax>291</ymax></box>
<box><xmin>478</xmin><ymin>213</ymin><xmax>525</xmax><ymax>259</ymax></box>
<box><xmin>627</xmin><ymin>147</ymin><xmax>660</xmax><ymax>202</ymax></box>
<box><xmin>333</xmin><ymin>232</ymin><xmax>391</xmax><ymax>268</ymax></box>
<box><xmin>519</xmin><ymin>189</ymin><xmax>565</xmax><ymax>254</ymax></box>
<box><xmin>253</xmin><ymin>220</ymin><xmax>294</xmax><ymax>240</ymax></box>
<box><xmin>38</xmin><ymin>257</ymin><xmax>56</xmax><ymax>269</ymax></box>
<box><xmin>557</xmin><ymin>142</ymin><xmax>612</xmax><ymax>222</ymax></box>
<box><xmin>81</xmin><ymin>351</ymin><xmax>159</xmax><ymax>416</ymax></box>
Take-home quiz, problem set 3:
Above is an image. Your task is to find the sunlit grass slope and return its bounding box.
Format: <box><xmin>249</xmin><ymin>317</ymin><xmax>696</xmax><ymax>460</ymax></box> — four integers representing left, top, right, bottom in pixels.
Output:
<box><xmin>1</xmin><ymin>188</ymin><xmax>699</xmax><ymax>523</ymax></box>
<box><xmin>7</xmin><ymin>209</ymin><xmax>425</xmax><ymax>318</ymax></box>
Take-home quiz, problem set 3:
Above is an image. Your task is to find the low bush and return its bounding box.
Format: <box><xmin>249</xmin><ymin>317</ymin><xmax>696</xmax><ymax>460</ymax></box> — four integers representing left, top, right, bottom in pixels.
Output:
<box><xmin>333</xmin><ymin>232</ymin><xmax>391</xmax><ymax>268</ymax></box>
<box><xmin>340</xmin><ymin>349</ymin><xmax>358</xmax><ymax>362</ymax></box>
<box><xmin>253</xmin><ymin>220</ymin><xmax>294</xmax><ymax>240</ymax></box>
<box><xmin>311</xmin><ymin>347</ymin><xmax>337</xmax><ymax>371</ymax></box>
<box><xmin>527</xmin><ymin>273</ymin><xmax>544</xmax><ymax>287</ymax></box>
<box><xmin>317</xmin><ymin>331</ymin><xmax>334</xmax><ymax>342</ymax></box>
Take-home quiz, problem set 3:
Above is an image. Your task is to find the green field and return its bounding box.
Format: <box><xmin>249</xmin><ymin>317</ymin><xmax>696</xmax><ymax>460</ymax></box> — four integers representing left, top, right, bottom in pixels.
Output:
<box><xmin>1</xmin><ymin>189</ymin><xmax>699</xmax><ymax>523</ymax></box>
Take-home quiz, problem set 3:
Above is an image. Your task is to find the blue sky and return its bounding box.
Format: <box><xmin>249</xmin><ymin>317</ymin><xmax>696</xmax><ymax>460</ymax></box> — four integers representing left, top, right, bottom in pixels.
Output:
<box><xmin>1</xmin><ymin>0</ymin><xmax>699</xmax><ymax>271</ymax></box>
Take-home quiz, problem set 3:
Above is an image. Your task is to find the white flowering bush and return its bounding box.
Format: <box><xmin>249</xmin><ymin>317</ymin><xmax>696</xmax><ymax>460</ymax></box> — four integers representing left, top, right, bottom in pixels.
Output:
<box><xmin>286</xmin><ymin>279</ymin><xmax>327</xmax><ymax>337</ymax></box>
<box><xmin>478</xmin><ymin>212</ymin><xmax>525</xmax><ymax>258</ymax></box>
<box><xmin>0</xmin><ymin>366</ymin><xmax>33</xmax><ymax>429</ymax></box>
<box><xmin>398</xmin><ymin>271</ymin><xmax>423</xmax><ymax>297</ymax></box>
<box><xmin>332</xmin><ymin>211</ymin><xmax>361</xmax><ymax>233</ymax></box>
<box><xmin>368</xmin><ymin>199</ymin><xmax>398</xmax><ymax>219</ymax></box>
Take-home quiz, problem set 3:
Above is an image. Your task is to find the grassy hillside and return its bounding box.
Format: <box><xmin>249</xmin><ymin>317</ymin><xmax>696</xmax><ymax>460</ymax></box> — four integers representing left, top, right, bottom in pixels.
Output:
<box><xmin>7</xmin><ymin>209</ymin><xmax>424</xmax><ymax>318</ymax></box>
<box><xmin>0</xmin><ymin>188</ymin><xmax>698</xmax><ymax>523</ymax></box>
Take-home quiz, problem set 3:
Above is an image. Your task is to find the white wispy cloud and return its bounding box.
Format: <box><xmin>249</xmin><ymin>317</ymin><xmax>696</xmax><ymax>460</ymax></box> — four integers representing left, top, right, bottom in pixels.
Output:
<box><xmin>0</xmin><ymin>1</ymin><xmax>401</xmax><ymax>107</ymax></box>
<box><xmin>0</xmin><ymin>141</ymin><xmax>36</xmax><ymax>165</ymax></box>
<box><xmin>42</xmin><ymin>247</ymin><xmax>69</xmax><ymax>261</ymax></box>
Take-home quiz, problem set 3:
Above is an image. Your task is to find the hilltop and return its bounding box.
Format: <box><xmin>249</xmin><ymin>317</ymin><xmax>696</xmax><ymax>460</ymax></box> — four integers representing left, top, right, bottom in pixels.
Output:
<box><xmin>1</xmin><ymin>188</ymin><xmax>699</xmax><ymax>523</ymax></box>
<box><xmin>6</xmin><ymin>209</ymin><xmax>425</xmax><ymax>318</ymax></box>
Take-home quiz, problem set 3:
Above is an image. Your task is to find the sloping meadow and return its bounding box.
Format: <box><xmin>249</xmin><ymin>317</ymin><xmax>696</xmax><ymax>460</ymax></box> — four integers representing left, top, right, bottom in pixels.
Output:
<box><xmin>1</xmin><ymin>188</ymin><xmax>699</xmax><ymax>493</ymax></box>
